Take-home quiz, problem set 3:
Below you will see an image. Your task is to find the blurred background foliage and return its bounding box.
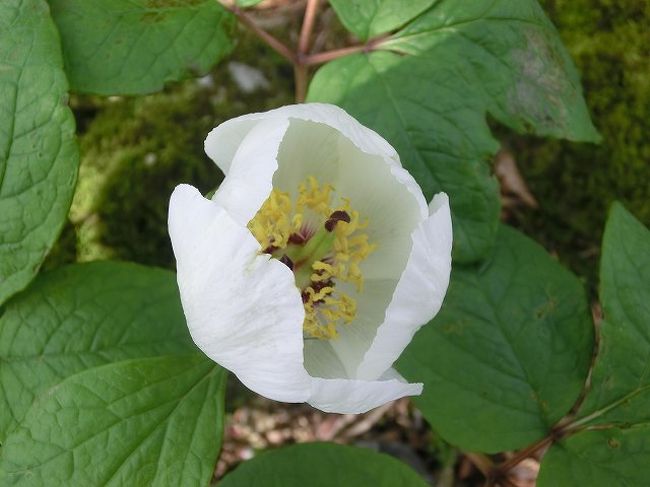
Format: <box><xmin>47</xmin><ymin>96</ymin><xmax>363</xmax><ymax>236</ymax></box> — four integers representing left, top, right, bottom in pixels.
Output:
<box><xmin>506</xmin><ymin>0</ymin><xmax>649</xmax><ymax>288</ymax></box>
<box><xmin>45</xmin><ymin>0</ymin><xmax>649</xmax><ymax>296</ymax></box>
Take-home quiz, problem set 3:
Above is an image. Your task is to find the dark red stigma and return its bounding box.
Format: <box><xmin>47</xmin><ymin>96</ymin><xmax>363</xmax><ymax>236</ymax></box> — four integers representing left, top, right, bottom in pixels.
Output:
<box><xmin>325</xmin><ymin>210</ymin><xmax>351</xmax><ymax>232</ymax></box>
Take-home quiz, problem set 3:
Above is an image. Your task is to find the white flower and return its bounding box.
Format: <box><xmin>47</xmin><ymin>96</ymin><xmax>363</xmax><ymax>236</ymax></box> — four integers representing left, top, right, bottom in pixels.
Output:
<box><xmin>168</xmin><ymin>103</ymin><xmax>452</xmax><ymax>414</ymax></box>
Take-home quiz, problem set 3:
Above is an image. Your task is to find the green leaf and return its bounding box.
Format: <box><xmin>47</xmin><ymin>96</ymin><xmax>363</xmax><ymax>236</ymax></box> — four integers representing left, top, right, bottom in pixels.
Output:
<box><xmin>0</xmin><ymin>0</ymin><xmax>79</xmax><ymax>305</ymax></box>
<box><xmin>537</xmin><ymin>427</ymin><xmax>650</xmax><ymax>487</ymax></box>
<box><xmin>235</xmin><ymin>0</ymin><xmax>263</xmax><ymax>6</ymax></box>
<box><xmin>537</xmin><ymin>204</ymin><xmax>650</xmax><ymax>487</ymax></box>
<box><xmin>308</xmin><ymin>53</ymin><xmax>499</xmax><ymax>262</ymax></box>
<box><xmin>308</xmin><ymin>0</ymin><xmax>599</xmax><ymax>262</ymax></box>
<box><xmin>220</xmin><ymin>442</ymin><xmax>428</xmax><ymax>487</ymax></box>
<box><xmin>397</xmin><ymin>225</ymin><xmax>594</xmax><ymax>452</ymax></box>
<box><xmin>1</xmin><ymin>354</ymin><xmax>226</xmax><ymax>486</ymax></box>
<box><xmin>48</xmin><ymin>0</ymin><xmax>236</xmax><ymax>95</ymax></box>
<box><xmin>329</xmin><ymin>0</ymin><xmax>436</xmax><ymax>40</ymax></box>
<box><xmin>387</xmin><ymin>1</ymin><xmax>601</xmax><ymax>142</ymax></box>
<box><xmin>0</xmin><ymin>261</ymin><xmax>195</xmax><ymax>441</ymax></box>
<box><xmin>571</xmin><ymin>203</ymin><xmax>650</xmax><ymax>427</ymax></box>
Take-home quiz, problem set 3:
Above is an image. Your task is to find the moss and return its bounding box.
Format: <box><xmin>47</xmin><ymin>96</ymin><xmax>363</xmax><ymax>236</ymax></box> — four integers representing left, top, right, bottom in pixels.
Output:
<box><xmin>66</xmin><ymin>29</ymin><xmax>294</xmax><ymax>268</ymax></box>
<box><xmin>41</xmin><ymin>219</ymin><xmax>78</xmax><ymax>271</ymax></box>
<box><xmin>506</xmin><ymin>0</ymin><xmax>650</xmax><ymax>288</ymax></box>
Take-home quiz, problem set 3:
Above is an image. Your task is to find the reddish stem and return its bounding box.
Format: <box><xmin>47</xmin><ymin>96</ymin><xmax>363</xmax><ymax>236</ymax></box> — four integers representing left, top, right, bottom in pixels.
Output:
<box><xmin>224</xmin><ymin>2</ymin><xmax>385</xmax><ymax>102</ymax></box>
<box><xmin>224</xmin><ymin>3</ymin><xmax>297</xmax><ymax>64</ymax></box>
<box><xmin>305</xmin><ymin>45</ymin><xmax>366</xmax><ymax>65</ymax></box>
<box><xmin>305</xmin><ymin>37</ymin><xmax>386</xmax><ymax>65</ymax></box>
<box><xmin>497</xmin><ymin>435</ymin><xmax>554</xmax><ymax>473</ymax></box>
<box><xmin>299</xmin><ymin>0</ymin><xmax>320</xmax><ymax>55</ymax></box>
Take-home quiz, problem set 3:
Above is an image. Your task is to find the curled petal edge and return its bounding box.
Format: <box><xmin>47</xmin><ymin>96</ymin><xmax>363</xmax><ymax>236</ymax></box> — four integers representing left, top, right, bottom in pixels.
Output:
<box><xmin>308</xmin><ymin>368</ymin><xmax>423</xmax><ymax>414</ymax></box>
<box><xmin>169</xmin><ymin>184</ymin><xmax>311</xmax><ymax>402</ymax></box>
<box><xmin>356</xmin><ymin>193</ymin><xmax>453</xmax><ymax>380</ymax></box>
<box><xmin>205</xmin><ymin>103</ymin><xmax>428</xmax><ymax>220</ymax></box>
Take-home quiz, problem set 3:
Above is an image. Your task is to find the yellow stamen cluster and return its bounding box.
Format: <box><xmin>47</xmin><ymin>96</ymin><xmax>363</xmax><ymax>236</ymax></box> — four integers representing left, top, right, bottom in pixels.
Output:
<box><xmin>248</xmin><ymin>176</ymin><xmax>376</xmax><ymax>339</ymax></box>
<box><xmin>247</xmin><ymin>190</ymin><xmax>300</xmax><ymax>251</ymax></box>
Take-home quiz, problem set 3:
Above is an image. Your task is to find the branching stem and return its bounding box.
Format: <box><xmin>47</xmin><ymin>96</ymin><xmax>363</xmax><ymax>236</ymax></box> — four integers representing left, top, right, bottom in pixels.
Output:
<box><xmin>221</xmin><ymin>0</ymin><xmax>386</xmax><ymax>101</ymax></box>
<box><xmin>222</xmin><ymin>3</ymin><xmax>296</xmax><ymax>64</ymax></box>
<box><xmin>305</xmin><ymin>44</ymin><xmax>364</xmax><ymax>65</ymax></box>
<box><xmin>497</xmin><ymin>434</ymin><xmax>554</xmax><ymax>473</ymax></box>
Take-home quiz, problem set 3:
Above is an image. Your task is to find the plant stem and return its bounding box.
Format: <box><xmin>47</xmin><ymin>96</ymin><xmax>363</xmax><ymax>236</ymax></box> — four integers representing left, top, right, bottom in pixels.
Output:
<box><xmin>305</xmin><ymin>37</ymin><xmax>386</xmax><ymax>65</ymax></box>
<box><xmin>497</xmin><ymin>434</ymin><xmax>554</xmax><ymax>473</ymax></box>
<box><xmin>293</xmin><ymin>0</ymin><xmax>320</xmax><ymax>102</ymax></box>
<box><xmin>464</xmin><ymin>452</ymin><xmax>494</xmax><ymax>478</ymax></box>
<box><xmin>299</xmin><ymin>0</ymin><xmax>320</xmax><ymax>55</ymax></box>
<box><xmin>305</xmin><ymin>45</ymin><xmax>366</xmax><ymax>65</ymax></box>
<box><xmin>222</xmin><ymin>3</ymin><xmax>297</xmax><ymax>64</ymax></box>
<box><xmin>294</xmin><ymin>64</ymin><xmax>308</xmax><ymax>102</ymax></box>
<box><xmin>223</xmin><ymin>1</ymin><xmax>385</xmax><ymax>101</ymax></box>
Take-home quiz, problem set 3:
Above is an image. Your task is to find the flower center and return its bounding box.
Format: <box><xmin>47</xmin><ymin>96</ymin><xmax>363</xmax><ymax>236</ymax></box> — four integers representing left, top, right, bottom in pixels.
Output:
<box><xmin>248</xmin><ymin>176</ymin><xmax>376</xmax><ymax>340</ymax></box>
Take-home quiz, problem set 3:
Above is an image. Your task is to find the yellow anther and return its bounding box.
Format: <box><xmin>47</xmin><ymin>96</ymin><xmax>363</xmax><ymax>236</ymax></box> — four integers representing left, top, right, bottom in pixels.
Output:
<box><xmin>296</xmin><ymin>176</ymin><xmax>334</xmax><ymax>218</ymax></box>
<box><xmin>248</xmin><ymin>189</ymin><xmax>299</xmax><ymax>250</ymax></box>
<box><xmin>248</xmin><ymin>176</ymin><xmax>375</xmax><ymax>340</ymax></box>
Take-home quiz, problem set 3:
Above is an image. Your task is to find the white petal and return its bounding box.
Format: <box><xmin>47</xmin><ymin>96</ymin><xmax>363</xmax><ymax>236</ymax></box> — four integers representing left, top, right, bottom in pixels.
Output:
<box><xmin>205</xmin><ymin>103</ymin><xmax>428</xmax><ymax>221</ymax></box>
<box><xmin>356</xmin><ymin>193</ymin><xmax>453</xmax><ymax>380</ymax></box>
<box><xmin>308</xmin><ymin>368</ymin><xmax>422</xmax><ymax>414</ymax></box>
<box><xmin>168</xmin><ymin>184</ymin><xmax>311</xmax><ymax>402</ymax></box>
<box><xmin>204</xmin><ymin>118</ymin><xmax>260</xmax><ymax>175</ymax></box>
<box><xmin>324</xmin><ymin>134</ymin><xmax>429</xmax><ymax>377</ymax></box>
<box><xmin>272</xmin><ymin>103</ymin><xmax>428</xmax><ymax>217</ymax></box>
<box><xmin>325</xmin><ymin>279</ymin><xmax>396</xmax><ymax>378</ymax></box>
<box><xmin>330</xmin><ymin>132</ymin><xmax>427</xmax><ymax>237</ymax></box>
<box><xmin>272</xmin><ymin>117</ymin><xmax>424</xmax><ymax>281</ymax></box>
<box><xmin>264</xmin><ymin>108</ymin><xmax>428</xmax><ymax>379</ymax></box>
<box><xmin>207</xmin><ymin>103</ymin><xmax>402</xmax><ymax>172</ymax></box>
<box><xmin>303</xmin><ymin>339</ymin><xmax>348</xmax><ymax>379</ymax></box>
<box><xmin>272</xmin><ymin>118</ymin><xmax>342</xmax><ymax>196</ymax></box>
<box><xmin>209</xmin><ymin>118</ymin><xmax>290</xmax><ymax>225</ymax></box>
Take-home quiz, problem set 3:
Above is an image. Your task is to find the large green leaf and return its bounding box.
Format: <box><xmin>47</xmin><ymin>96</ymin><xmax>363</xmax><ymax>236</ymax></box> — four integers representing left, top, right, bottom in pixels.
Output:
<box><xmin>571</xmin><ymin>204</ymin><xmax>650</xmax><ymax>427</ymax></box>
<box><xmin>48</xmin><ymin>0</ymin><xmax>235</xmax><ymax>95</ymax></box>
<box><xmin>1</xmin><ymin>354</ymin><xmax>226</xmax><ymax>486</ymax></box>
<box><xmin>329</xmin><ymin>0</ymin><xmax>436</xmax><ymax>40</ymax></box>
<box><xmin>398</xmin><ymin>225</ymin><xmax>594</xmax><ymax>452</ymax></box>
<box><xmin>220</xmin><ymin>442</ymin><xmax>428</xmax><ymax>487</ymax></box>
<box><xmin>387</xmin><ymin>2</ymin><xmax>600</xmax><ymax>142</ymax></box>
<box><xmin>309</xmin><ymin>0</ymin><xmax>599</xmax><ymax>263</ymax></box>
<box><xmin>537</xmin><ymin>427</ymin><xmax>650</xmax><ymax>487</ymax></box>
<box><xmin>0</xmin><ymin>0</ymin><xmax>79</xmax><ymax>305</ymax></box>
<box><xmin>536</xmin><ymin>204</ymin><xmax>650</xmax><ymax>486</ymax></box>
<box><xmin>0</xmin><ymin>261</ymin><xmax>194</xmax><ymax>441</ymax></box>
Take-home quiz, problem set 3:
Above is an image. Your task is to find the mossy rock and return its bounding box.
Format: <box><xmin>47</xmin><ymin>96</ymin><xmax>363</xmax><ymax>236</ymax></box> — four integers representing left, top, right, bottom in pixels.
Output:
<box><xmin>507</xmin><ymin>0</ymin><xmax>650</xmax><ymax>288</ymax></box>
<box><xmin>48</xmin><ymin>30</ymin><xmax>294</xmax><ymax>269</ymax></box>
<box><xmin>70</xmin><ymin>84</ymin><xmax>224</xmax><ymax>267</ymax></box>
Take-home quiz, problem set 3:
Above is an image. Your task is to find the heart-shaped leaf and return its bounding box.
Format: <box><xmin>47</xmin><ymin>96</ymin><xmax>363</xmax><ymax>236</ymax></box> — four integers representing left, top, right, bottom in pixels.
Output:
<box><xmin>0</xmin><ymin>0</ymin><xmax>79</xmax><ymax>305</ymax></box>
<box><xmin>0</xmin><ymin>261</ymin><xmax>194</xmax><ymax>440</ymax></box>
<box><xmin>309</xmin><ymin>0</ymin><xmax>599</xmax><ymax>263</ymax></box>
<box><xmin>49</xmin><ymin>0</ymin><xmax>235</xmax><ymax>95</ymax></box>
<box><xmin>539</xmin><ymin>204</ymin><xmax>650</xmax><ymax>486</ymax></box>
<box><xmin>398</xmin><ymin>225</ymin><xmax>594</xmax><ymax>452</ymax></box>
